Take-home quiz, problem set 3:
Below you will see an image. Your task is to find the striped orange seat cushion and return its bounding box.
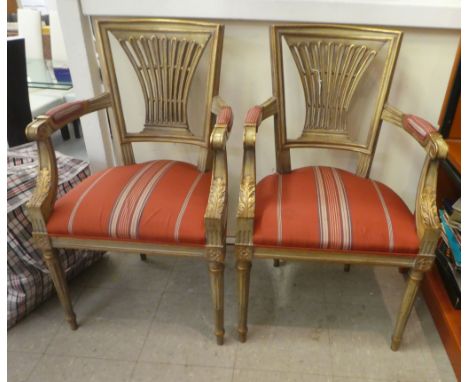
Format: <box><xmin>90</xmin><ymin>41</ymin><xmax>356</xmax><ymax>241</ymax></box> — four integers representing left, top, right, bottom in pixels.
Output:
<box><xmin>254</xmin><ymin>167</ymin><xmax>419</xmax><ymax>255</ymax></box>
<box><xmin>47</xmin><ymin>160</ymin><xmax>211</xmax><ymax>245</ymax></box>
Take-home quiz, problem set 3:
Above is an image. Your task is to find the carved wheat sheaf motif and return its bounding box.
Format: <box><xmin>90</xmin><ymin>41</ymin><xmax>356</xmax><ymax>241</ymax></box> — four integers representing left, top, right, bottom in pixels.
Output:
<box><xmin>117</xmin><ymin>33</ymin><xmax>210</xmax><ymax>131</ymax></box>
<box><xmin>286</xmin><ymin>39</ymin><xmax>378</xmax><ymax>132</ymax></box>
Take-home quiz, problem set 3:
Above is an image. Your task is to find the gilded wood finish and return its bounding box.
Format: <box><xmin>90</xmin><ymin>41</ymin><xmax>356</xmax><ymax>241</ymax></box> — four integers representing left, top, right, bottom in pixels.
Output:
<box><xmin>270</xmin><ymin>24</ymin><xmax>402</xmax><ymax>175</ymax></box>
<box><xmin>286</xmin><ymin>38</ymin><xmax>377</xmax><ymax>133</ymax></box>
<box><xmin>25</xmin><ymin>18</ymin><xmax>230</xmax><ymax>345</ymax></box>
<box><xmin>94</xmin><ymin>18</ymin><xmax>224</xmax><ymax>170</ymax></box>
<box><xmin>235</xmin><ymin>24</ymin><xmax>448</xmax><ymax>351</ymax></box>
<box><xmin>117</xmin><ymin>32</ymin><xmax>210</xmax><ymax>132</ymax></box>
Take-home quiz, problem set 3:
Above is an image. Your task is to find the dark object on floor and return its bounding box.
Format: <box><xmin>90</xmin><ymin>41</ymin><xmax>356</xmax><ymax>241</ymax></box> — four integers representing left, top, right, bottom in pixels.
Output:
<box><xmin>7</xmin><ymin>37</ymin><xmax>32</xmax><ymax>147</ymax></box>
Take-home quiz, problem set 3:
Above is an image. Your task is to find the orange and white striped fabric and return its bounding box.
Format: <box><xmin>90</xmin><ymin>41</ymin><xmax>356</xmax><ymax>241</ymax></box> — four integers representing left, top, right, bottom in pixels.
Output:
<box><xmin>47</xmin><ymin>160</ymin><xmax>211</xmax><ymax>245</ymax></box>
<box><xmin>402</xmin><ymin>115</ymin><xmax>437</xmax><ymax>145</ymax></box>
<box><xmin>254</xmin><ymin>167</ymin><xmax>419</xmax><ymax>255</ymax></box>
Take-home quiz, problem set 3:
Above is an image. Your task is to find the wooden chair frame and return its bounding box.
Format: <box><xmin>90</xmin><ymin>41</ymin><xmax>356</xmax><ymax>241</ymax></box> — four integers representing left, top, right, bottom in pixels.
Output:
<box><xmin>235</xmin><ymin>24</ymin><xmax>448</xmax><ymax>350</ymax></box>
<box><xmin>26</xmin><ymin>18</ymin><xmax>232</xmax><ymax>345</ymax></box>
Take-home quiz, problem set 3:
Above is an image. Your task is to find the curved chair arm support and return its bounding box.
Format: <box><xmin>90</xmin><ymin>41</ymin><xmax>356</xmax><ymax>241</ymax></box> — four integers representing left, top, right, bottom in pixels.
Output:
<box><xmin>236</xmin><ymin>98</ymin><xmax>278</xmax><ymax>246</ymax></box>
<box><xmin>204</xmin><ymin>98</ymin><xmax>233</xmax><ymax>251</ymax></box>
<box><xmin>25</xmin><ymin>92</ymin><xmax>112</xmax><ymax>245</ymax></box>
<box><xmin>381</xmin><ymin>103</ymin><xmax>449</xmax><ymax>242</ymax></box>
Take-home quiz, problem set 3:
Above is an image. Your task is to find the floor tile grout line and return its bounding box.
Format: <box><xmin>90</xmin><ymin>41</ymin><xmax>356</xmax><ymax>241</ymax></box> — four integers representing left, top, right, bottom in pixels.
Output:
<box><xmin>8</xmin><ymin>258</ymin><xmax>457</xmax><ymax>382</ymax></box>
<box><xmin>230</xmin><ymin>367</ymin><xmax>236</xmax><ymax>382</ymax></box>
<box><xmin>135</xmin><ymin>359</ymin><xmax>235</xmax><ymax>370</ymax></box>
<box><xmin>231</xmin><ymin>365</ymin><xmax>334</xmax><ymax>377</ymax></box>
<box><xmin>129</xmin><ymin>258</ymin><xmax>178</xmax><ymax>380</ymax></box>
<box><xmin>24</xmin><ymin>350</ymin><xmax>49</xmax><ymax>382</ymax></box>
<box><xmin>37</xmin><ymin>284</ymin><xmax>86</xmax><ymax>356</ymax></box>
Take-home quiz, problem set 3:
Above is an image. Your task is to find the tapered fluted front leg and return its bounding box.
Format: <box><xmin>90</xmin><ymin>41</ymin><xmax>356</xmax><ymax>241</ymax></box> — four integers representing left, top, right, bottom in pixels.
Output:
<box><xmin>208</xmin><ymin>261</ymin><xmax>225</xmax><ymax>345</ymax></box>
<box><xmin>43</xmin><ymin>249</ymin><xmax>77</xmax><ymax>330</ymax></box>
<box><xmin>236</xmin><ymin>258</ymin><xmax>252</xmax><ymax>343</ymax></box>
<box><xmin>391</xmin><ymin>269</ymin><xmax>424</xmax><ymax>350</ymax></box>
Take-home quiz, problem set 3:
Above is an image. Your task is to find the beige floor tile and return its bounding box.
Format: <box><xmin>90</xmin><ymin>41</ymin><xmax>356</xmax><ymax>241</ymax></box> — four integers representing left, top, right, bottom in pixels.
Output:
<box><xmin>233</xmin><ymin>369</ymin><xmax>331</xmax><ymax>382</ymax></box>
<box><xmin>327</xmin><ymin>303</ymin><xmax>444</xmax><ymax>381</ymax></box>
<box><xmin>46</xmin><ymin>318</ymin><xmax>151</xmax><ymax>361</ymax></box>
<box><xmin>247</xmin><ymin>260</ymin><xmax>327</xmax><ymax>303</ymax></box>
<box><xmin>235</xmin><ymin>296</ymin><xmax>332</xmax><ymax>375</ymax></box>
<box><xmin>131</xmin><ymin>362</ymin><xmax>233</xmax><ymax>382</ymax></box>
<box><xmin>8</xmin><ymin>287</ymin><xmax>81</xmax><ymax>353</ymax></box>
<box><xmin>27</xmin><ymin>355</ymin><xmax>135</xmax><ymax>382</ymax></box>
<box><xmin>7</xmin><ymin>246</ymin><xmax>458</xmax><ymax>382</ymax></box>
<box><xmin>322</xmin><ymin>265</ymin><xmax>404</xmax><ymax>307</ymax></box>
<box><xmin>166</xmin><ymin>257</ymin><xmax>236</xmax><ymax>296</ymax></box>
<box><xmin>139</xmin><ymin>292</ymin><xmax>237</xmax><ymax>368</ymax></box>
<box><xmin>332</xmin><ymin>377</ymin><xmax>389</xmax><ymax>382</ymax></box>
<box><xmin>8</xmin><ymin>352</ymin><xmax>42</xmax><ymax>382</ymax></box>
<box><xmin>74</xmin><ymin>287</ymin><xmax>161</xmax><ymax>321</ymax></box>
<box><xmin>74</xmin><ymin>253</ymin><xmax>174</xmax><ymax>291</ymax></box>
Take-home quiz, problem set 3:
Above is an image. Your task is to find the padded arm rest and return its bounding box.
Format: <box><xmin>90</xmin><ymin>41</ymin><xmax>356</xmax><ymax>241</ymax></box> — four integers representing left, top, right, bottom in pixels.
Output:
<box><xmin>26</xmin><ymin>92</ymin><xmax>112</xmax><ymax>140</ymax></box>
<box><xmin>212</xmin><ymin>95</ymin><xmax>233</xmax><ymax>132</ymax></box>
<box><xmin>245</xmin><ymin>97</ymin><xmax>278</xmax><ymax>127</ymax></box>
<box><xmin>402</xmin><ymin>114</ymin><xmax>438</xmax><ymax>145</ymax></box>
<box><xmin>46</xmin><ymin>101</ymin><xmax>87</xmax><ymax>127</ymax></box>
<box><xmin>382</xmin><ymin>104</ymin><xmax>448</xmax><ymax>159</ymax></box>
<box><xmin>215</xmin><ymin>106</ymin><xmax>233</xmax><ymax>132</ymax></box>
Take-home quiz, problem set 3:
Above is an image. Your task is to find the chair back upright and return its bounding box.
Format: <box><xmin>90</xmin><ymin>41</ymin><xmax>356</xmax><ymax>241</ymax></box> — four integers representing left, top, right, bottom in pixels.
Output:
<box><xmin>94</xmin><ymin>18</ymin><xmax>224</xmax><ymax>171</ymax></box>
<box><xmin>270</xmin><ymin>24</ymin><xmax>402</xmax><ymax>177</ymax></box>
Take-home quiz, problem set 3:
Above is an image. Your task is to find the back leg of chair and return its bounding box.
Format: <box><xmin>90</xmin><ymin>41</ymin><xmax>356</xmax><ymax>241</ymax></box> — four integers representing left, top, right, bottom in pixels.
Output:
<box><xmin>73</xmin><ymin>119</ymin><xmax>81</xmax><ymax>138</ymax></box>
<box><xmin>391</xmin><ymin>268</ymin><xmax>423</xmax><ymax>350</ymax></box>
<box><xmin>140</xmin><ymin>254</ymin><xmax>147</xmax><ymax>261</ymax></box>
<box><xmin>236</xmin><ymin>246</ymin><xmax>252</xmax><ymax>343</ymax></box>
<box><xmin>344</xmin><ymin>264</ymin><xmax>351</xmax><ymax>272</ymax></box>
<box><xmin>273</xmin><ymin>259</ymin><xmax>280</xmax><ymax>267</ymax></box>
<box><xmin>208</xmin><ymin>259</ymin><xmax>225</xmax><ymax>345</ymax></box>
<box><xmin>60</xmin><ymin>125</ymin><xmax>71</xmax><ymax>141</ymax></box>
<box><xmin>43</xmin><ymin>248</ymin><xmax>78</xmax><ymax>330</ymax></box>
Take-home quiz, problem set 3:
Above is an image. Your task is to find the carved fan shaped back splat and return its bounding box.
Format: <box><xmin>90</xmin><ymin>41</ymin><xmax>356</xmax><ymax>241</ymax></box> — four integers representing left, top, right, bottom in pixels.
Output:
<box><xmin>286</xmin><ymin>39</ymin><xmax>377</xmax><ymax>133</ymax></box>
<box><xmin>271</xmin><ymin>25</ymin><xmax>402</xmax><ymax>176</ymax></box>
<box><xmin>116</xmin><ymin>32</ymin><xmax>210</xmax><ymax>134</ymax></box>
<box><xmin>94</xmin><ymin>19</ymin><xmax>224</xmax><ymax>168</ymax></box>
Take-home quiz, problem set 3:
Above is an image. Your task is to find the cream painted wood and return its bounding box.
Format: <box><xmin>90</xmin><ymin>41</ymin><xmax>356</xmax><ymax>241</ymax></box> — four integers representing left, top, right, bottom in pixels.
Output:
<box><xmin>80</xmin><ymin>0</ymin><xmax>460</xmax><ymax>29</ymax></box>
<box><xmin>54</xmin><ymin>0</ymin><xmax>115</xmax><ymax>171</ymax></box>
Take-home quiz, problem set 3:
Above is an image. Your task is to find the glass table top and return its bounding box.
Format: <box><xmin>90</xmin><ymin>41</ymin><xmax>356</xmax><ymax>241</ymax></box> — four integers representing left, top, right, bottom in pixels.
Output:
<box><xmin>26</xmin><ymin>59</ymin><xmax>73</xmax><ymax>90</ymax></box>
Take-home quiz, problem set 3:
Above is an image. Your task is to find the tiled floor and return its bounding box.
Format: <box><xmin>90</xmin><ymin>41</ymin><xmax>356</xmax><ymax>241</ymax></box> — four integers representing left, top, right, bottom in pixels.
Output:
<box><xmin>8</xmin><ymin>246</ymin><xmax>457</xmax><ymax>382</ymax></box>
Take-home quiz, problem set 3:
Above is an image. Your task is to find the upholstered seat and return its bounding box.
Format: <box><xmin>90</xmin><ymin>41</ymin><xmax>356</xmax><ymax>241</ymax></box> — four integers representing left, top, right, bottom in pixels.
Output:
<box><xmin>47</xmin><ymin>160</ymin><xmax>211</xmax><ymax>245</ymax></box>
<box><xmin>254</xmin><ymin>167</ymin><xmax>419</xmax><ymax>254</ymax></box>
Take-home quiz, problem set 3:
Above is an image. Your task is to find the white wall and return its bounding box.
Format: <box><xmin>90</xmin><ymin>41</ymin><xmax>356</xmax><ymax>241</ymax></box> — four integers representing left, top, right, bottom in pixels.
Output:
<box><xmin>57</xmin><ymin>0</ymin><xmax>460</xmax><ymax>237</ymax></box>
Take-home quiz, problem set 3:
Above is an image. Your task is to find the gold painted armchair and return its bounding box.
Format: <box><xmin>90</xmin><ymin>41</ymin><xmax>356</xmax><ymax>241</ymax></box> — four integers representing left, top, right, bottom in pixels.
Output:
<box><xmin>235</xmin><ymin>24</ymin><xmax>448</xmax><ymax>350</ymax></box>
<box><xmin>26</xmin><ymin>18</ymin><xmax>232</xmax><ymax>345</ymax></box>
